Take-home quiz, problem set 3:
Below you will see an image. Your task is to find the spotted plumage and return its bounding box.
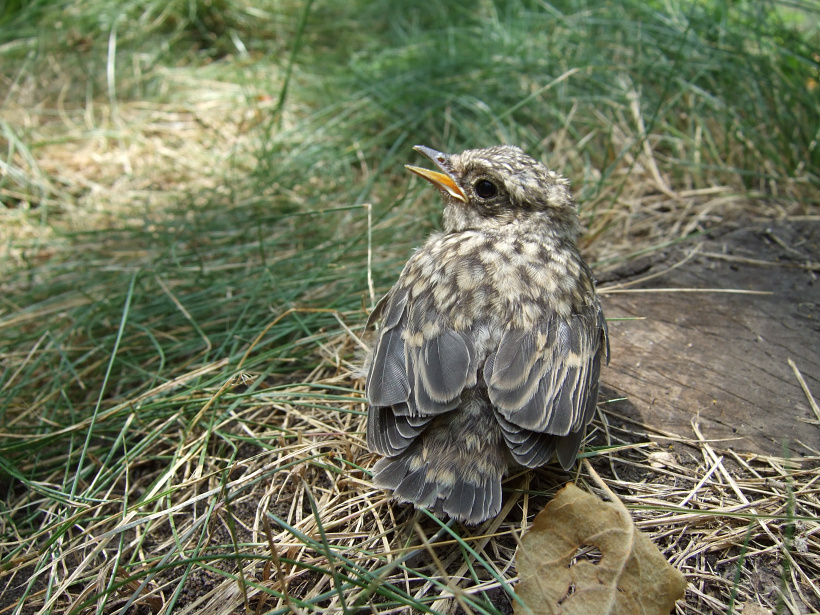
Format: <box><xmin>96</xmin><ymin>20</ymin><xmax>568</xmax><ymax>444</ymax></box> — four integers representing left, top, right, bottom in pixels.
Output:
<box><xmin>365</xmin><ymin>145</ymin><xmax>609</xmax><ymax>524</ymax></box>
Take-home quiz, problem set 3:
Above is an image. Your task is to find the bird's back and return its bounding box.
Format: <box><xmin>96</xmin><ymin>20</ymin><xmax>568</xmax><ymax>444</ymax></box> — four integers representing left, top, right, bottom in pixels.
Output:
<box><xmin>366</xmin><ymin>226</ymin><xmax>607</xmax><ymax>524</ymax></box>
<box><xmin>365</xmin><ymin>144</ymin><xmax>608</xmax><ymax>525</ymax></box>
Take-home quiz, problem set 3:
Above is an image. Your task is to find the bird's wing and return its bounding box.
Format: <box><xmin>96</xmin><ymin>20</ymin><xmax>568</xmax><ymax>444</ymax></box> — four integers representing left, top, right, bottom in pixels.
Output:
<box><xmin>366</xmin><ymin>256</ymin><xmax>609</xmax><ymax>469</ymax></box>
<box><xmin>366</xmin><ymin>282</ymin><xmax>480</xmax><ymax>456</ymax></box>
<box><xmin>485</xmin><ymin>302</ymin><xmax>609</xmax><ymax>469</ymax></box>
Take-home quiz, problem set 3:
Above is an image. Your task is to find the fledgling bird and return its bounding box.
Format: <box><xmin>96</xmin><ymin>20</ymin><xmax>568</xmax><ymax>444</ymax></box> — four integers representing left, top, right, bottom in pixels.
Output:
<box><xmin>365</xmin><ymin>145</ymin><xmax>609</xmax><ymax>524</ymax></box>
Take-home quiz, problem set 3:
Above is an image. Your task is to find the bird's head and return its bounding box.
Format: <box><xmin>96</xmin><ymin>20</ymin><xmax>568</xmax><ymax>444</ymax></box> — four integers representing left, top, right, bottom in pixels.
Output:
<box><xmin>405</xmin><ymin>145</ymin><xmax>579</xmax><ymax>237</ymax></box>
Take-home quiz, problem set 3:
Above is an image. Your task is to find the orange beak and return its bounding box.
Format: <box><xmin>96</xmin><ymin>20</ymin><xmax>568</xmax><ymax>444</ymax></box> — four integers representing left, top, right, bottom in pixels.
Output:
<box><xmin>405</xmin><ymin>145</ymin><xmax>468</xmax><ymax>203</ymax></box>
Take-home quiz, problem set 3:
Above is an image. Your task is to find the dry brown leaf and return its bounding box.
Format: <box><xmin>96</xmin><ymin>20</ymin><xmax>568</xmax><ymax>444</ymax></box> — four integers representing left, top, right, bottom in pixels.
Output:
<box><xmin>515</xmin><ymin>483</ymin><xmax>687</xmax><ymax>615</ymax></box>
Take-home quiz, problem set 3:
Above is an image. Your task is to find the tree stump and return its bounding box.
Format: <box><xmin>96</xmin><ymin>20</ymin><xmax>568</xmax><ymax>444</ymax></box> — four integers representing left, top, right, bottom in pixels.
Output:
<box><xmin>598</xmin><ymin>219</ymin><xmax>820</xmax><ymax>458</ymax></box>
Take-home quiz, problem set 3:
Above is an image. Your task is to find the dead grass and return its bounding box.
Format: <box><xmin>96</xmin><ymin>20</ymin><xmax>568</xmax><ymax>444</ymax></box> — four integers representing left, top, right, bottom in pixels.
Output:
<box><xmin>0</xmin><ymin>68</ymin><xmax>272</xmax><ymax>270</ymax></box>
<box><xmin>3</xmin><ymin>80</ymin><xmax>808</xmax><ymax>275</ymax></box>
<box><xmin>1</xmin><ymin>2</ymin><xmax>818</xmax><ymax>613</ymax></box>
<box><xmin>2</xmin><ymin>88</ymin><xmax>817</xmax><ymax>615</ymax></box>
<box><xmin>1</xmin><ymin>323</ymin><xmax>818</xmax><ymax>614</ymax></box>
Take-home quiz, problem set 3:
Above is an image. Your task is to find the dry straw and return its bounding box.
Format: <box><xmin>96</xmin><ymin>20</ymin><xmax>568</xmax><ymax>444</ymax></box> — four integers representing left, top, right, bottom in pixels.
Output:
<box><xmin>2</xmin><ymin>2</ymin><xmax>818</xmax><ymax>612</ymax></box>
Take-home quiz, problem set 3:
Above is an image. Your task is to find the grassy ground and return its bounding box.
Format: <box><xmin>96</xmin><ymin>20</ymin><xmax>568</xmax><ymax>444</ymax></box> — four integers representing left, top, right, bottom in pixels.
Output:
<box><xmin>1</xmin><ymin>0</ymin><xmax>818</xmax><ymax>613</ymax></box>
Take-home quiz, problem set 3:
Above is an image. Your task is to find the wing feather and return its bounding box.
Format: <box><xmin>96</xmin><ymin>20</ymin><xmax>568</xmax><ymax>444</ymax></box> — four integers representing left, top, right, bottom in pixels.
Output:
<box><xmin>382</xmin><ymin>287</ymin><xmax>410</xmax><ymax>329</ymax></box>
<box><xmin>503</xmin><ymin>367</ymin><xmax>556</xmax><ymax>432</ymax></box>
<box><xmin>367</xmin><ymin>327</ymin><xmax>410</xmax><ymax>406</ymax></box>
<box><xmin>494</xmin><ymin>408</ymin><xmax>557</xmax><ymax>467</ymax></box>
<box><xmin>367</xmin><ymin>405</ymin><xmax>430</xmax><ymax>456</ymax></box>
<box><xmin>414</xmin><ymin>359</ymin><xmax>463</xmax><ymax>415</ymax></box>
<box><xmin>556</xmin><ymin>427</ymin><xmax>586</xmax><ymax>470</ymax></box>
<box><xmin>547</xmin><ymin>366</ymin><xmax>579</xmax><ymax>436</ymax></box>
<box><xmin>584</xmin><ymin>354</ymin><xmax>602</xmax><ymax>425</ymax></box>
<box><xmin>367</xmin><ymin>277</ymin><xmax>480</xmax><ymax>465</ymax></box>
<box><xmin>367</xmin><ymin>248</ymin><xmax>609</xmax><ymax>478</ymax></box>
<box><xmin>419</xmin><ymin>330</ymin><xmax>473</xmax><ymax>403</ymax></box>
<box><xmin>365</xmin><ymin>294</ymin><xmax>388</xmax><ymax>331</ymax></box>
<box><xmin>512</xmin><ymin>432</ymin><xmax>557</xmax><ymax>468</ymax></box>
<box><xmin>486</xmin><ymin>304</ymin><xmax>607</xmax><ymax>469</ymax></box>
<box><xmin>489</xmin><ymin>328</ymin><xmax>538</xmax><ymax>390</ymax></box>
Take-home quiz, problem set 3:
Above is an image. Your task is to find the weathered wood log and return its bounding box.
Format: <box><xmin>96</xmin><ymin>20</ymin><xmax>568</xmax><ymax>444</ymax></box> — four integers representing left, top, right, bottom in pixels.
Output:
<box><xmin>598</xmin><ymin>219</ymin><xmax>819</xmax><ymax>458</ymax></box>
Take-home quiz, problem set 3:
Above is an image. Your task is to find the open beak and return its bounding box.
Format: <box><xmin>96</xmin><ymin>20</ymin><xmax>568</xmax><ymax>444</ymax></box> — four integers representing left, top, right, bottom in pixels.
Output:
<box><xmin>405</xmin><ymin>145</ymin><xmax>468</xmax><ymax>203</ymax></box>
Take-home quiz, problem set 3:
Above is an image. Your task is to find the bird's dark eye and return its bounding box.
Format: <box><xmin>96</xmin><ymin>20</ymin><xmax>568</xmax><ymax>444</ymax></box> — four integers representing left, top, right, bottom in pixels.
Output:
<box><xmin>474</xmin><ymin>179</ymin><xmax>497</xmax><ymax>199</ymax></box>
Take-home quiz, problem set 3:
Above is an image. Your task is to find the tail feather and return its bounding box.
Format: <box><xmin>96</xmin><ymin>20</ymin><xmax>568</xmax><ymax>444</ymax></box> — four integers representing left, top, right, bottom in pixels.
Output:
<box><xmin>470</xmin><ymin>480</ymin><xmax>488</xmax><ymax>524</ymax></box>
<box><xmin>441</xmin><ymin>479</ymin><xmax>476</xmax><ymax>521</ymax></box>
<box><xmin>393</xmin><ymin>465</ymin><xmax>433</xmax><ymax>504</ymax></box>
<box><xmin>370</xmin><ymin>395</ymin><xmax>508</xmax><ymax>524</ymax></box>
<box><xmin>372</xmin><ymin>448</ymin><xmax>503</xmax><ymax>525</ymax></box>
<box><xmin>372</xmin><ymin>455</ymin><xmax>411</xmax><ymax>489</ymax></box>
<box><xmin>405</xmin><ymin>469</ymin><xmax>440</xmax><ymax>509</ymax></box>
